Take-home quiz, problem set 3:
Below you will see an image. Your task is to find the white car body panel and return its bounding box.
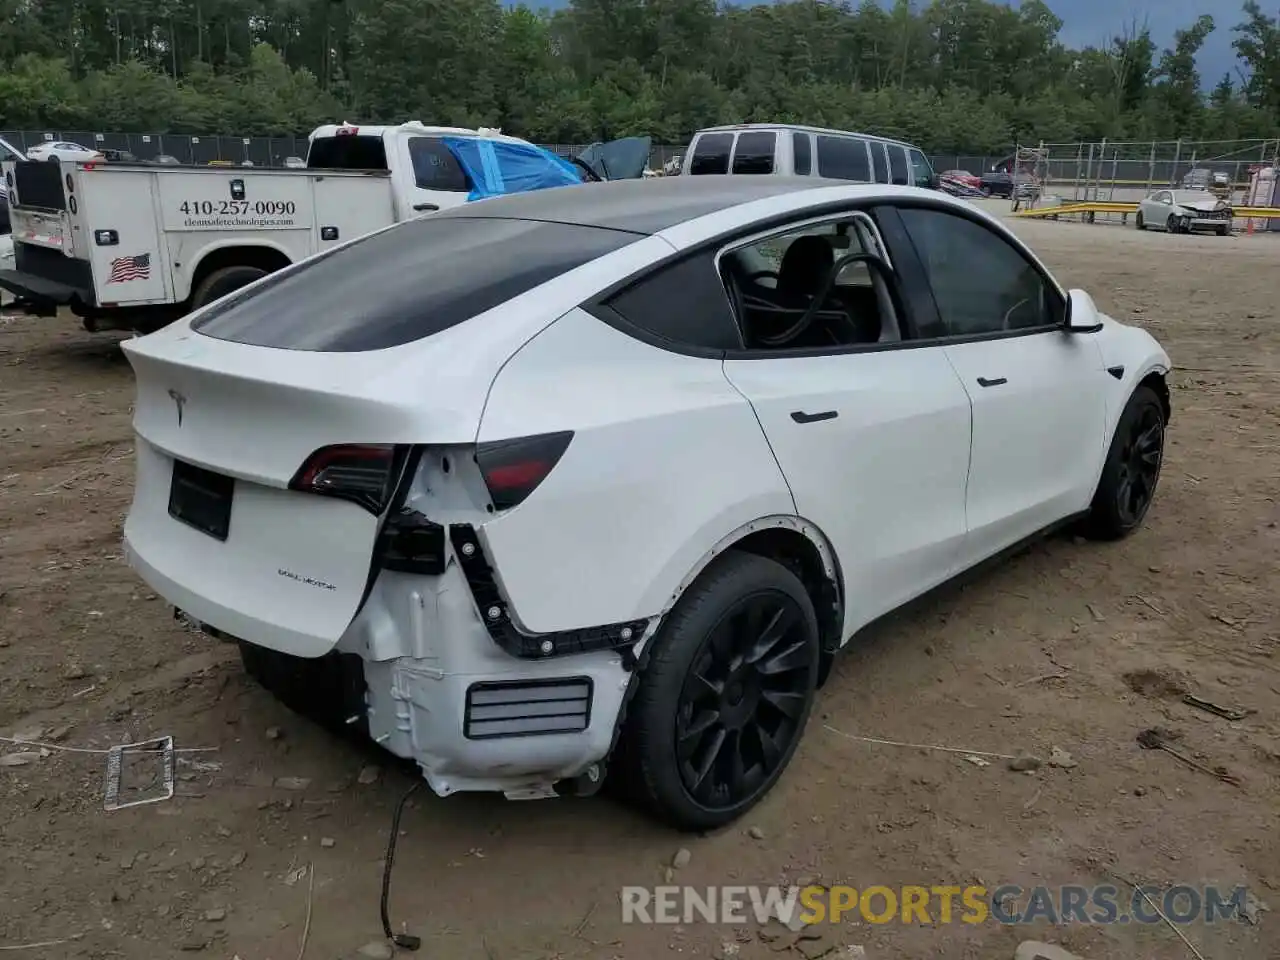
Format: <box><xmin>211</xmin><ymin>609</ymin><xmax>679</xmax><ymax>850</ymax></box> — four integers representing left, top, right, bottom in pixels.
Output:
<box><xmin>722</xmin><ymin>350</ymin><xmax>972</xmax><ymax>636</ymax></box>
<box><xmin>944</xmin><ymin>331</ymin><xmax>1109</xmax><ymax>564</ymax></box>
<box><xmin>1090</xmin><ymin>314</ymin><xmax>1173</xmax><ymax>463</ymax></box>
<box><xmin>116</xmin><ymin>179</ymin><xmax>1174</xmax><ymax>805</ymax></box>
<box><xmin>122</xmin><ymin>234</ymin><xmax>679</xmax><ymax>655</ymax></box>
<box><xmin>478</xmin><ymin>307</ymin><xmax>795</xmax><ymax>633</ymax></box>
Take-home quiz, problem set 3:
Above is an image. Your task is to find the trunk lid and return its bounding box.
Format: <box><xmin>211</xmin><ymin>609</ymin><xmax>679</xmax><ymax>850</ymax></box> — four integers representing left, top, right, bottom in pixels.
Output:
<box><xmin>121</xmin><ymin>323</ymin><xmax>513</xmax><ymax>657</ymax></box>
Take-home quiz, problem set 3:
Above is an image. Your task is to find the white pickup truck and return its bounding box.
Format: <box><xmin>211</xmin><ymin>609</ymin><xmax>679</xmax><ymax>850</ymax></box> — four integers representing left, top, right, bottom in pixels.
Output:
<box><xmin>0</xmin><ymin>123</ymin><xmax>633</xmax><ymax>332</ymax></box>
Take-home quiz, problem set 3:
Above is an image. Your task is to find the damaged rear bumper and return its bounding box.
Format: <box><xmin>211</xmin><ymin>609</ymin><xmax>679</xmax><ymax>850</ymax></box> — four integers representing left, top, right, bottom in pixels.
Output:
<box><xmin>346</xmin><ymin>558</ymin><xmax>641</xmax><ymax>796</ymax></box>
<box><xmin>175</xmin><ymin>549</ymin><xmax>647</xmax><ymax>798</ymax></box>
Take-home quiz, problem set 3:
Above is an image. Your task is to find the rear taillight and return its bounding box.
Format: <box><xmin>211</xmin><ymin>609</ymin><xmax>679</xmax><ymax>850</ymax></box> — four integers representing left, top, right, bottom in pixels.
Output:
<box><xmin>290</xmin><ymin>444</ymin><xmax>401</xmax><ymax>513</ymax></box>
<box><xmin>475</xmin><ymin>431</ymin><xmax>573</xmax><ymax>511</ymax></box>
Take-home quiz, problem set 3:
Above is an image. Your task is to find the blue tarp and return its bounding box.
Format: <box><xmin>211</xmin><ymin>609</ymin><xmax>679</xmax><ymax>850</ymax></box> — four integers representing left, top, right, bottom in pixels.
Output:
<box><xmin>441</xmin><ymin>137</ymin><xmax>584</xmax><ymax>201</ymax></box>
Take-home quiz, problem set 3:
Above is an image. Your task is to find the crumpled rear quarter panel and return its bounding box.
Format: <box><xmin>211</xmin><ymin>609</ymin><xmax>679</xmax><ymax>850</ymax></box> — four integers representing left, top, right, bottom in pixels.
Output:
<box><xmin>475</xmin><ymin>306</ymin><xmax>795</xmax><ymax>634</ymax></box>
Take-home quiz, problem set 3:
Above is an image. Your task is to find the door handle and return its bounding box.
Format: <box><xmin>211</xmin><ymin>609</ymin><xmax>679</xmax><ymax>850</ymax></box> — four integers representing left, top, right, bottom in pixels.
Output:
<box><xmin>791</xmin><ymin>410</ymin><xmax>838</xmax><ymax>424</ymax></box>
<box><xmin>412</xmin><ymin>202</ymin><xmax>440</xmax><ymax>212</ymax></box>
<box><xmin>976</xmin><ymin>377</ymin><xmax>1007</xmax><ymax>388</ymax></box>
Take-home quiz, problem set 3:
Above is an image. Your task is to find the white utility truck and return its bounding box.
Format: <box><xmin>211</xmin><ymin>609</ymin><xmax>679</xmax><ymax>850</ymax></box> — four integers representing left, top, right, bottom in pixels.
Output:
<box><xmin>0</xmin><ymin>123</ymin><xmax>600</xmax><ymax>332</ymax></box>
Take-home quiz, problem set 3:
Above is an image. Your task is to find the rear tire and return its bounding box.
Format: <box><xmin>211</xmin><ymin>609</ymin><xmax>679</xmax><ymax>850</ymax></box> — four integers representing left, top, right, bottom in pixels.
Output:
<box><xmin>1080</xmin><ymin>385</ymin><xmax>1166</xmax><ymax>541</ymax></box>
<box><xmin>614</xmin><ymin>551</ymin><xmax>821</xmax><ymax>832</ymax></box>
<box><xmin>190</xmin><ymin>264</ymin><xmax>269</xmax><ymax>311</ymax></box>
<box><xmin>238</xmin><ymin>642</ymin><xmax>369</xmax><ymax>738</ymax></box>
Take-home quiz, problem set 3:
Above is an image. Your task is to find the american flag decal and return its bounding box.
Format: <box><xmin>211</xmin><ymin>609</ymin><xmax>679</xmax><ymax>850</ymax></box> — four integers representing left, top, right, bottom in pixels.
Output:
<box><xmin>106</xmin><ymin>252</ymin><xmax>151</xmax><ymax>284</ymax></box>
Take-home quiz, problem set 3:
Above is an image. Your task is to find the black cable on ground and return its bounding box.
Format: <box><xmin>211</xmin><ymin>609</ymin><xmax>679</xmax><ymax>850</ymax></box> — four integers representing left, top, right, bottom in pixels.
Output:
<box><xmin>380</xmin><ymin>780</ymin><xmax>424</xmax><ymax>951</ymax></box>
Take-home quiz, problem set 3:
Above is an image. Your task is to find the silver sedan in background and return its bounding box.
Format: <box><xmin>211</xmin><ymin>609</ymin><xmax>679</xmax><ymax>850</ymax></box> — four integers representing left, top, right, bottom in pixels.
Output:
<box><xmin>1136</xmin><ymin>189</ymin><xmax>1233</xmax><ymax>236</ymax></box>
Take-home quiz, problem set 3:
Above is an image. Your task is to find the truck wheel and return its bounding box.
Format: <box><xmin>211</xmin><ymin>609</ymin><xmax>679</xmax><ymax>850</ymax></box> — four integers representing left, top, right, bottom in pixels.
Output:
<box><xmin>190</xmin><ymin>265</ymin><xmax>269</xmax><ymax>310</ymax></box>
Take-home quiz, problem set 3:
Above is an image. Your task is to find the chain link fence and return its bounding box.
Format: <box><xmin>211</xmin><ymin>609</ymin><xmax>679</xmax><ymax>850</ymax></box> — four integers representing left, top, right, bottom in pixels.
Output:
<box><xmin>3</xmin><ymin>131</ymin><xmax>1277</xmax><ymax>198</ymax></box>
<box><xmin>0</xmin><ymin>130</ymin><xmax>692</xmax><ymax>168</ymax></box>
<box><xmin>937</xmin><ymin>139</ymin><xmax>1280</xmax><ymax>197</ymax></box>
<box><xmin>0</xmin><ymin>130</ymin><xmax>311</xmax><ymax>165</ymax></box>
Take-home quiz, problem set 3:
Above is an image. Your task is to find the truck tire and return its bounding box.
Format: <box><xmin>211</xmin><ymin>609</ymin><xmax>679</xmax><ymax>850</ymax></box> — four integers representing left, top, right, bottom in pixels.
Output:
<box><xmin>190</xmin><ymin>264</ymin><xmax>269</xmax><ymax>311</ymax></box>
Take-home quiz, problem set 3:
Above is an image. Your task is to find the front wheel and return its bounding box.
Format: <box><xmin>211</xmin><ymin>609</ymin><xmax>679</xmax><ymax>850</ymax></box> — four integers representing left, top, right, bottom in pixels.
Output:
<box><xmin>1081</xmin><ymin>385</ymin><xmax>1166</xmax><ymax>541</ymax></box>
<box><xmin>614</xmin><ymin>551</ymin><xmax>821</xmax><ymax>831</ymax></box>
<box><xmin>1135</xmin><ymin>211</ymin><xmax>1146</xmax><ymax>230</ymax></box>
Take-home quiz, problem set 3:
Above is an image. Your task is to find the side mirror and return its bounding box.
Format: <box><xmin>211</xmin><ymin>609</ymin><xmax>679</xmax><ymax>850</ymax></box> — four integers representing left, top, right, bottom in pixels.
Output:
<box><xmin>1064</xmin><ymin>288</ymin><xmax>1103</xmax><ymax>334</ymax></box>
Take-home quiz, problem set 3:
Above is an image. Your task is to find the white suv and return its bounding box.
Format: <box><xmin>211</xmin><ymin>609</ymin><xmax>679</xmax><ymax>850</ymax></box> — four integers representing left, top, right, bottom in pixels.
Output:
<box><xmin>121</xmin><ymin>176</ymin><xmax>1171</xmax><ymax>830</ymax></box>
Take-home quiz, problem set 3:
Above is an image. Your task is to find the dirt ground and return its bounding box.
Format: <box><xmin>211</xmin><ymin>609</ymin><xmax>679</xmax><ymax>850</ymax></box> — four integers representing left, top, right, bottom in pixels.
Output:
<box><xmin>1</xmin><ymin>213</ymin><xmax>1277</xmax><ymax>960</ymax></box>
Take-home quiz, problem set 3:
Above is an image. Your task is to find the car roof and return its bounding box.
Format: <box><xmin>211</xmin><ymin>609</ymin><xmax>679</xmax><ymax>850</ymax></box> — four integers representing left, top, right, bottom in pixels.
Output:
<box><xmin>692</xmin><ymin>123</ymin><xmax>921</xmax><ymax>150</ymax></box>
<box><xmin>432</xmin><ymin>175</ymin><xmax>891</xmax><ymax>236</ymax></box>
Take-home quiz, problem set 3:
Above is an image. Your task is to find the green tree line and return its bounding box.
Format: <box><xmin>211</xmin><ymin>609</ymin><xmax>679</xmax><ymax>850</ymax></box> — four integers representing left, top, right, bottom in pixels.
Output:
<box><xmin>1</xmin><ymin>0</ymin><xmax>1279</xmax><ymax>152</ymax></box>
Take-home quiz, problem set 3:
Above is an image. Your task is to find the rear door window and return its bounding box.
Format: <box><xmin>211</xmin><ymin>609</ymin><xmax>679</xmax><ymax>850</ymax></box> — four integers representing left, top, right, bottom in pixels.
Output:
<box><xmin>191</xmin><ymin>217</ymin><xmax>640</xmax><ymax>352</ymax></box>
<box><xmin>888</xmin><ymin>146</ymin><xmax>909</xmax><ymax>185</ymax></box>
<box><xmin>792</xmin><ymin>132</ymin><xmax>812</xmax><ymax>175</ymax></box>
<box><xmin>816</xmin><ymin>136</ymin><xmax>870</xmax><ymax>181</ymax></box>
<box><xmin>407</xmin><ymin>137</ymin><xmax>470</xmax><ymax>191</ymax></box>
<box><xmin>599</xmin><ymin>251</ymin><xmax>743</xmax><ymax>351</ymax></box>
<box><xmin>870</xmin><ymin>143</ymin><xmax>889</xmax><ymax>183</ymax></box>
<box><xmin>689</xmin><ymin>134</ymin><xmax>733</xmax><ymax>175</ymax></box>
<box><xmin>731</xmin><ymin>132</ymin><xmax>776</xmax><ymax>174</ymax></box>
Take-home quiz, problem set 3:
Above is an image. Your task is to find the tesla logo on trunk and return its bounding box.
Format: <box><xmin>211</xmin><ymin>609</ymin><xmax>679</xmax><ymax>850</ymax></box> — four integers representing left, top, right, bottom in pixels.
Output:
<box><xmin>167</xmin><ymin>388</ymin><xmax>187</xmax><ymax>427</ymax></box>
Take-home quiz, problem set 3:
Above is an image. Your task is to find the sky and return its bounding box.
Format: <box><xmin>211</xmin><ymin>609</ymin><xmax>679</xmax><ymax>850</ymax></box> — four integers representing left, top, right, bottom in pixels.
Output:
<box><xmin>546</xmin><ymin>0</ymin><xmax>1238</xmax><ymax>88</ymax></box>
<box><xmin>1043</xmin><ymin>0</ymin><xmax>1236</xmax><ymax>86</ymax></box>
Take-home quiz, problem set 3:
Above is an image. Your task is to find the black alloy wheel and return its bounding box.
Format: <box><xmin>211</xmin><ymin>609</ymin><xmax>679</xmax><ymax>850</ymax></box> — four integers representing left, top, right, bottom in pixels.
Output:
<box><xmin>613</xmin><ymin>551</ymin><xmax>821</xmax><ymax>831</ymax></box>
<box><xmin>1081</xmin><ymin>384</ymin><xmax>1166</xmax><ymax>540</ymax></box>
<box><xmin>675</xmin><ymin>591</ymin><xmax>814</xmax><ymax>810</ymax></box>
<box><xmin>1113</xmin><ymin>402</ymin><xmax>1164</xmax><ymax>528</ymax></box>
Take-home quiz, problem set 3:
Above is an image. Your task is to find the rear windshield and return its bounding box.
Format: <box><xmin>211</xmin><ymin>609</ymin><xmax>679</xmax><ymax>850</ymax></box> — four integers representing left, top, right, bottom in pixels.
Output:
<box><xmin>307</xmin><ymin>135</ymin><xmax>387</xmax><ymax>170</ymax></box>
<box><xmin>191</xmin><ymin>217</ymin><xmax>639</xmax><ymax>352</ymax></box>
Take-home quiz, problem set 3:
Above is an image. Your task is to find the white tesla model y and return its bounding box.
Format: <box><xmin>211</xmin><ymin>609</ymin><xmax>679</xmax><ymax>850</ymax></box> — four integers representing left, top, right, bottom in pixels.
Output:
<box><xmin>121</xmin><ymin>177</ymin><xmax>1172</xmax><ymax>830</ymax></box>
